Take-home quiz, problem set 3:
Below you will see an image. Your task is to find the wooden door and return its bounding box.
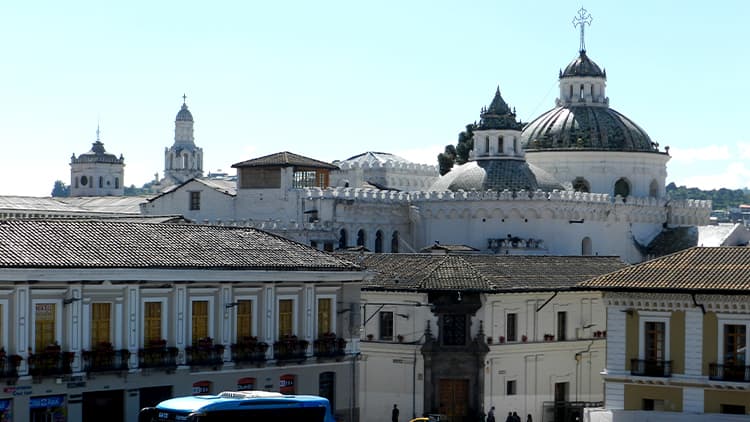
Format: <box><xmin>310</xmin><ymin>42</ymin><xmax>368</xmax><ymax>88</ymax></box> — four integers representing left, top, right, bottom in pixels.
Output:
<box><xmin>439</xmin><ymin>378</ymin><xmax>469</xmax><ymax>422</ymax></box>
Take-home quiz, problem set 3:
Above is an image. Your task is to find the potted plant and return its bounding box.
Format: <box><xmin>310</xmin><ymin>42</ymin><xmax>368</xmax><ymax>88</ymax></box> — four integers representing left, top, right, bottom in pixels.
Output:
<box><xmin>486</xmin><ymin>336</ymin><xmax>493</xmax><ymax>344</ymax></box>
<box><xmin>498</xmin><ymin>336</ymin><xmax>505</xmax><ymax>343</ymax></box>
<box><xmin>397</xmin><ymin>335</ymin><xmax>404</xmax><ymax>343</ymax></box>
<box><xmin>521</xmin><ymin>334</ymin><xmax>528</xmax><ymax>342</ymax></box>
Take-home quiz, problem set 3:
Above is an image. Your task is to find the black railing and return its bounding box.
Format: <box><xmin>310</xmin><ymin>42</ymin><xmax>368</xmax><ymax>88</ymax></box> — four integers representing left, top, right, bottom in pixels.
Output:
<box><xmin>273</xmin><ymin>336</ymin><xmax>309</xmax><ymax>361</ymax></box>
<box><xmin>709</xmin><ymin>363</ymin><xmax>750</xmax><ymax>382</ymax></box>
<box><xmin>313</xmin><ymin>335</ymin><xmax>346</xmax><ymax>358</ymax></box>
<box><xmin>28</xmin><ymin>347</ymin><xmax>74</xmax><ymax>377</ymax></box>
<box><xmin>630</xmin><ymin>359</ymin><xmax>672</xmax><ymax>377</ymax></box>
<box><xmin>138</xmin><ymin>346</ymin><xmax>178</xmax><ymax>370</ymax></box>
<box><xmin>82</xmin><ymin>348</ymin><xmax>130</xmax><ymax>373</ymax></box>
<box><xmin>0</xmin><ymin>353</ymin><xmax>21</xmax><ymax>380</ymax></box>
<box><xmin>185</xmin><ymin>342</ymin><xmax>225</xmax><ymax>368</ymax></box>
<box><xmin>230</xmin><ymin>341</ymin><xmax>269</xmax><ymax>364</ymax></box>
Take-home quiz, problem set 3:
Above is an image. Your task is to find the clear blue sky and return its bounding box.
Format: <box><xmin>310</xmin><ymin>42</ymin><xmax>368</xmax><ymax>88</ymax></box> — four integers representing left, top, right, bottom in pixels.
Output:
<box><xmin>1</xmin><ymin>0</ymin><xmax>748</xmax><ymax>196</ymax></box>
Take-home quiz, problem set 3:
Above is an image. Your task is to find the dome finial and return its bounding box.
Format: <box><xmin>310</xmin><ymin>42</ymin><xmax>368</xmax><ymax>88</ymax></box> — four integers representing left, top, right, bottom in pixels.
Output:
<box><xmin>96</xmin><ymin>122</ymin><xmax>101</xmax><ymax>142</ymax></box>
<box><xmin>572</xmin><ymin>7</ymin><xmax>593</xmax><ymax>53</ymax></box>
<box><xmin>182</xmin><ymin>93</ymin><xmax>187</xmax><ymax>105</ymax></box>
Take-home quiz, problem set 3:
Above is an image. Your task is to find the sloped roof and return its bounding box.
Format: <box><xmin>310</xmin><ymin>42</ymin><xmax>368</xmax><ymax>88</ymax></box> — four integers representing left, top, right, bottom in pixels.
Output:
<box><xmin>57</xmin><ymin>195</ymin><xmax>149</xmax><ymax>214</ymax></box>
<box><xmin>0</xmin><ymin>219</ymin><xmax>360</xmax><ymax>271</ymax></box>
<box><xmin>577</xmin><ymin>246</ymin><xmax>750</xmax><ymax>292</ymax></box>
<box><xmin>340</xmin><ymin>152</ymin><xmax>413</xmax><ymax>166</ymax></box>
<box><xmin>358</xmin><ymin>254</ymin><xmax>626</xmax><ymax>292</ymax></box>
<box><xmin>146</xmin><ymin>178</ymin><xmax>236</xmax><ymax>203</ymax></box>
<box><xmin>232</xmin><ymin>152</ymin><xmax>337</xmax><ymax>169</ymax></box>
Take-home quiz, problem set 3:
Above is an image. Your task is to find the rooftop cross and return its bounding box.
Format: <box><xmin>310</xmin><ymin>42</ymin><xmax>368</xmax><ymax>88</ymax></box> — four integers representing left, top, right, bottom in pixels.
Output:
<box><xmin>572</xmin><ymin>7</ymin><xmax>593</xmax><ymax>53</ymax></box>
<box><xmin>182</xmin><ymin>93</ymin><xmax>187</xmax><ymax>104</ymax></box>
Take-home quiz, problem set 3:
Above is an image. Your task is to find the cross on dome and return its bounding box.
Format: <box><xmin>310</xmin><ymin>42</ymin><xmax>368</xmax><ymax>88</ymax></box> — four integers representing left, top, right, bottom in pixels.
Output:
<box><xmin>572</xmin><ymin>7</ymin><xmax>593</xmax><ymax>53</ymax></box>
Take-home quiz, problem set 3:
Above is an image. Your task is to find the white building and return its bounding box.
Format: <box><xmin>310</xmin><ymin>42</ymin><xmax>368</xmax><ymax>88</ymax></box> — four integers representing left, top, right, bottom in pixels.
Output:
<box><xmin>69</xmin><ymin>127</ymin><xmax>125</xmax><ymax>197</ymax></box>
<box><xmin>159</xmin><ymin>96</ymin><xmax>204</xmax><ymax>187</ymax></box>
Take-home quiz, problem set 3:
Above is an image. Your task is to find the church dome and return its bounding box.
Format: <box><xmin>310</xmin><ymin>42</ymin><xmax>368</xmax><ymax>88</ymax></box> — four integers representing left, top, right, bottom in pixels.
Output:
<box><xmin>176</xmin><ymin>103</ymin><xmax>193</xmax><ymax>122</ymax></box>
<box><xmin>72</xmin><ymin>141</ymin><xmax>124</xmax><ymax>164</ymax></box>
<box><xmin>429</xmin><ymin>160</ymin><xmax>563</xmax><ymax>192</ymax></box>
<box><xmin>560</xmin><ymin>50</ymin><xmax>605</xmax><ymax>78</ymax></box>
<box><xmin>521</xmin><ymin>106</ymin><xmax>658</xmax><ymax>152</ymax></box>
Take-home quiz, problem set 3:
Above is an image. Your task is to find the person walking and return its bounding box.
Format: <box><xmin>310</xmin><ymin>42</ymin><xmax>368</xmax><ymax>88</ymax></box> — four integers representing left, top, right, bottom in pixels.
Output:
<box><xmin>505</xmin><ymin>412</ymin><xmax>514</xmax><ymax>422</ymax></box>
<box><xmin>391</xmin><ymin>404</ymin><xmax>399</xmax><ymax>422</ymax></box>
<box><xmin>486</xmin><ymin>406</ymin><xmax>496</xmax><ymax>422</ymax></box>
<box><xmin>526</xmin><ymin>414</ymin><xmax>533</xmax><ymax>422</ymax></box>
<box><xmin>512</xmin><ymin>411</ymin><xmax>521</xmax><ymax>422</ymax></box>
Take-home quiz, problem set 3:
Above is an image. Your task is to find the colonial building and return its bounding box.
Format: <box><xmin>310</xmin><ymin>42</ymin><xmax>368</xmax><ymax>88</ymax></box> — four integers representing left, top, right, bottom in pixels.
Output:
<box><xmin>140</xmin><ymin>46</ymin><xmax>710</xmax><ymax>264</ymax></box>
<box><xmin>0</xmin><ymin>219</ymin><xmax>364</xmax><ymax>421</ymax></box>
<box><xmin>159</xmin><ymin>96</ymin><xmax>204</xmax><ymax>187</ymax></box>
<box><xmin>356</xmin><ymin>253</ymin><xmax>627</xmax><ymax>422</ymax></box>
<box><xmin>579</xmin><ymin>247</ymin><xmax>750</xmax><ymax>421</ymax></box>
<box><xmin>69</xmin><ymin>127</ymin><xmax>125</xmax><ymax>197</ymax></box>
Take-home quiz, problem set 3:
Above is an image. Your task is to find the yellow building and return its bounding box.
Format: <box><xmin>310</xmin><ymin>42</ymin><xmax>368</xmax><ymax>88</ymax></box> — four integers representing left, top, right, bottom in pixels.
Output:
<box><xmin>579</xmin><ymin>247</ymin><xmax>750</xmax><ymax>419</ymax></box>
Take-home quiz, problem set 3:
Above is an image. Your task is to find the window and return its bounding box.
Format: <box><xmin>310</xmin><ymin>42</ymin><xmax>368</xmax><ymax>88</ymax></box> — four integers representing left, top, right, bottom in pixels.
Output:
<box><xmin>75</xmin><ymin>177</ymin><xmax>79</xmax><ymax>188</ymax></box>
<box><xmin>391</xmin><ymin>232</ymin><xmax>399</xmax><ymax>253</ymax></box>
<box><xmin>278</xmin><ymin>299</ymin><xmax>293</xmax><ymax>337</ymax></box>
<box><xmin>310</xmin><ymin>240</ymin><xmax>318</xmax><ymax>249</ymax></box>
<box><xmin>236</xmin><ymin>300</ymin><xmax>253</xmax><ymax>342</ymax></box>
<box><xmin>614</xmin><ymin>178</ymin><xmax>631</xmax><ymax>198</ymax></box>
<box><xmin>443</xmin><ymin>314</ymin><xmax>466</xmax><ymax>346</ymax></box>
<box><xmin>375</xmin><ymin>231</ymin><xmax>383</xmax><ymax>253</ymax></box>
<box><xmin>144</xmin><ymin>302</ymin><xmax>162</xmax><ymax>344</ymax></box>
<box><xmin>506</xmin><ymin>313</ymin><xmax>517</xmax><ymax>342</ymax></box>
<box><xmin>189</xmin><ymin>191</ymin><xmax>201</xmax><ymax>211</ymax></box>
<box><xmin>498</xmin><ymin>136</ymin><xmax>504</xmax><ymax>154</ymax></box>
<box><xmin>557</xmin><ymin>311</ymin><xmax>567</xmax><ymax>341</ymax></box>
<box><xmin>317</xmin><ymin>298</ymin><xmax>332</xmax><ymax>336</ymax></box>
<box><xmin>115</xmin><ymin>177</ymin><xmax>119</xmax><ymax>189</ymax></box>
<box><xmin>642</xmin><ymin>399</ymin><xmax>664</xmax><ymax>411</ymax></box>
<box><xmin>357</xmin><ymin>230</ymin><xmax>365</xmax><ymax>247</ymax></box>
<box><xmin>723</xmin><ymin>324</ymin><xmax>746</xmax><ymax>366</ymax></box>
<box><xmin>644</xmin><ymin>321</ymin><xmax>666</xmax><ymax>361</ymax></box>
<box><xmin>99</xmin><ymin>176</ymin><xmax>103</xmax><ymax>188</ymax></box>
<box><xmin>339</xmin><ymin>229</ymin><xmax>348</xmax><ymax>250</ymax></box>
<box><xmin>572</xmin><ymin>177</ymin><xmax>590</xmax><ymax>193</ymax></box>
<box><xmin>649</xmin><ymin>180</ymin><xmax>658</xmax><ymax>198</ymax></box>
<box><xmin>506</xmin><ymin>380</ymin><xmax>516</xmax><ymax>396</ymax></box>
<box><xmin>581</xmin><ymin>237</ymin><xmax>592</xmax><ymax>256</ymax></box>
<box><xmin>81</xmin><ymin>175</ymin><xmax>88</xmax><ymax>186</ymax></box>
<box><xmin>292</xmin><ymin>169</ymin><xmax>327</xmax><ymax>188</ymax></box>
<box><xmin>91</xmin><ymin>302</ymin><xmax>111</xmax><ymax>345</ymax></box>
<box><xmin>34</xmin><ymin>303</ymin><xmax>56</xmax><ymax>351</ymax></box>
<box><xmin>484</xmin><ymin>136</ymin><xmax>490</xmax><ymax>155</ymax></box>
<box><xmin>319</xmin><ymin>372</ymin><xmax>335</xmax><ymax>410</ymax></box>
<box><xmin>191</xmin><ymin>300</ymin><xmax>209</xmax><ymax>344</ymax></box>
<box><xmin>721</xmin><ymin>404</ymin><xmax>746</xmax><ymax>414</ymax></box>
<box><xmin>379</xmin><ymin>311</ymin><xmax>394</xmax><ymax>341</ymax></box>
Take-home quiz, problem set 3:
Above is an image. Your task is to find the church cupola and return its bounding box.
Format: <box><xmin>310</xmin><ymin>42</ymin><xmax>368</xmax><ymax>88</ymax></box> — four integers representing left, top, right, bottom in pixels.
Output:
<box><xmin>69</xmin><ymin>126</ymin><xmax>125</xmax><ymax>197</ymax></box>
<box><xmin>163</xmin><ymin>95</ymin><xmax>204</xmax><ymax>185</ymax></box>
<box><xmin>471</xmin><ymin>87</ymin><xmax>525</xmax><ymax>161</ymax></box>
<box><xmin>556</xmin><ymin>8</ymin><xmax>608</xmax><ymax>107</ymax></box>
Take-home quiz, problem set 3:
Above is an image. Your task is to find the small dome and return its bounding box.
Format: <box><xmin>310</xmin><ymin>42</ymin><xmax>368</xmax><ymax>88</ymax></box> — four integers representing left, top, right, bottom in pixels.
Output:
<box><xmin>560</xmin><ymin>50</ymin><xmax>605</xmax><ymax>78</ymax></box>
<box><xmin>429</xmin><ymin>160</ymin><xmax>563</xmax><ymax>192</ymax></box>
<box><xmin>478</xmin><ymin>88</ymin><xmax>524</xmax><ymax>131</ymax></box>
<box><xmin>176</xmin><ymin>103</ymin><xmax>193</xmax><ymax>122</ymax></box>
<box><xmin>521</xmin><ymin>106</ymin><xmax>659</xmax><ymax>153</ymax></box>
<box><xmin>72</xmin><ymin>141</ymin><xmax>123</xmax><ymax>164</ymax></box>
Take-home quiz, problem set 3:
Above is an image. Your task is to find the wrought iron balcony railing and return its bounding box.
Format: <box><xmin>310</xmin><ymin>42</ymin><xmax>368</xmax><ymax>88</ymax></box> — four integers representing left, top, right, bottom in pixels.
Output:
<box><xmin>313</xmin><ymin>334</ymin><xmax>346</xmax><ymax>358</ymax></box>
<box><xmin>0</xmin><ymin>351</ymin><xmax>21</xmax><ymax>380</ymax></box>
<box><xmin>28</xmin><ymin>346</ymin><xmax>74</xmax><ymax>378</ymax></box>
<box><xmin>185</xmin><ymin>339</ymin><xmax>225</xmax><ymax>368</ymax></box>
<box><xmin>709</xmin><ymin>363</ymin><xmax>750</xmax><ymax>382</ymax></box>
<box><xmin>82</xmin><ymin>346</ymin><xmax>130</xmax><ymax>373</ymax></box>
<box><xmin>138</xmin><ymin>344</ymin><xmax>178</xmax><ymax>370</ymax></box>
<box><xmin>273</xmin><ymin>335</ymin><xmax>309</xmax><ymax>361</ymax></box>
<box><xmin>230</xmin><ymin>339</ymin><xmax>269</xmax><ymax>365</ymax></box>
<box><xmin>630</xmin><ymin>359</ymin><xmax>672</xmax><ymax>377</ymax></box>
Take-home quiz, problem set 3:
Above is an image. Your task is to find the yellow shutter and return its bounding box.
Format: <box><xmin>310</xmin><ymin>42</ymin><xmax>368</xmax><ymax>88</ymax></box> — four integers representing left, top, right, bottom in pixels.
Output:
<box><xmin>91</xmin><ymin>303</ymin><xmax>111</xmax><ymax>345</ymax></box>
<box><xmin>317</xmin><ymin>298</ymin><xmax>331</xmax><ymax>336</ymax></box>
<box><xmin>144</xmin><ymin>302</ymin><xmax>162</xmax><ymax>344</ymax></box>
<box><xmin>192</xmin><ymin>301</ymin><xmax>209</xmax><ymax>343</ymax></box>
<box><xmin>278</xmin><ymin>299</ymin><xmax>293</xmax><ymax>337</ymax></box>
<box><xmin>35</xmin><ymin>303</ymin><xmax>56</xmax><ymax>351</ymax></box>
<box><xmin>236</xmin><ymin>300</ymin><xmax>253</xmax><ymax>342</ymax></box>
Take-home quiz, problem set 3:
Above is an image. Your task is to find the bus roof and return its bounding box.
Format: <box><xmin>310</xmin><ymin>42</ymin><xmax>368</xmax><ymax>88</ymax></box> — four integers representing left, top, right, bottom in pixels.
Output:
<box><xmin>156</xmin><ymin>391</ymin><xmax>331</xmax><ymax>413</ymax></box>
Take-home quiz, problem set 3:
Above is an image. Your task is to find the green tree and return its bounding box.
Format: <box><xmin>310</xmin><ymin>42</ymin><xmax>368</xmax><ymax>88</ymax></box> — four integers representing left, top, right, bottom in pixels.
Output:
<box><xmin>437</xmin><ymin>123</ymin><xmax>475</xmax><ymax>175</ymax></box>
<box><xmin>50</xmin><ymin>180</ymin><xmax>70</xmax><ymax>197</ymax></box>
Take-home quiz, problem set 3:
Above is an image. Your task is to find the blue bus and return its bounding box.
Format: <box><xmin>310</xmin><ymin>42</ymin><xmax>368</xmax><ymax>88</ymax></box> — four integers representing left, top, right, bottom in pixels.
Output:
<box><xmin>139</xmin><ymin>390</ymin><xmax>336</xmax><ymax>422</ymax></box>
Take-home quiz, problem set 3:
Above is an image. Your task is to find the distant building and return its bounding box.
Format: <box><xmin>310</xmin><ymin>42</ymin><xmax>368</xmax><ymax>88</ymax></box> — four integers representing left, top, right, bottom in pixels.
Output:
<box><xmin>69</xmin><ymin>127</ymin><xmax>125</xmax><ymax>197</ymax></box>
<box><xmin>580</xmin><ymin>247</ymin><xmax>750</xmax><ymax>420</ymax></box>
<box><xmin>159</xmin><ymin>96</ymin><xmax>204</xmax><ymax>187</ymax></box>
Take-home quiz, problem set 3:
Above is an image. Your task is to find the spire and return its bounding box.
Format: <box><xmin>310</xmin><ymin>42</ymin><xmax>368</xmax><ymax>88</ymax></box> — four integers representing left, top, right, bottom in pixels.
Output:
<box><xmin>572</xmin><ymin>7</ymin><xmax>593</xmax><ymax>53</ymax></box>
<box><xmin>477</xmin><ymin>86</ymin><xmax>523</xmax><ymax>131</ymax></box>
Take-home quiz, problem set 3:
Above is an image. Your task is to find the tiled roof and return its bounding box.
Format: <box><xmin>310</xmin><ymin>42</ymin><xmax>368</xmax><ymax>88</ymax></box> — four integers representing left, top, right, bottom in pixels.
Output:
<box><xmin>357</xmin><ymin>254</ymin><xmax>626</xmax><ymax>292</ymax></box>
<box><xmin>0</xmin><ymin>219</ymin><xmax>360</xmax><ymax>271</ymax></box>
<box><xmin>635</xmin><ymin>226</ymin><xmax>698</xmax><ymax>258</ymax></box>
<box><xmin>577</xmin><ymin>246</ymin><xmax>750</xmax><ymax>292</ymax></box>
<box><xmin>232</xmin><ymin>152</ymin><xmax>338</xmax><ymax>169</ymax></box>
<box><xmin>146</xmin><ymin>178</ymin><xmax>236</xmax><ymax>203</ymax></box>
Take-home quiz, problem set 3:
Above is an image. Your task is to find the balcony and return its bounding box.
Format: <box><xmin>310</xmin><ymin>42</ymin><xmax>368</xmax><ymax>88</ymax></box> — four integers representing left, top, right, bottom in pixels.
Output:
<box><xmin>273</xmin><ymin>335</ymin><xmax>309</xmax><ymax>362</ymax></box>
<box><xmin>709</xmin><ymin>363</ymin><xmax>750</xmax><ymax>382</ymax></box>
<box><xmin>0</xmin><ymin>349</ymin><xmax>22</xmax><ymax>381</ymax></box>
<box><xmin>230</xmin><ymin>337</ymin><xmax>269</xmax><ymax>366</ymax></box>
<box><xmin>185</xmin><ymin>338</ymin><xmax>225</xmax><ymax>368</ymax></box>
<box><xmin>138</xmin><ymin>340</ymin><xmax>178</xmax><ymax>371</ymax></box>
<box><xmin>81</xmin><ymin>342</ymin><xmax>130</xmax><ymax>374</ymax></box>
<box><xmin>28</xmin><ymin>344</ymin><xmax>74</xmax><ymax>378</ymax></box>
<box><xmin>313</xmin><ymin>333</ymin><xmax>346</xmax><ymax>359</ymax></box>
<box><xmin>630</xmin><ymin>359</ymin><xmax>672</xmax><ymax>377</ymax></box>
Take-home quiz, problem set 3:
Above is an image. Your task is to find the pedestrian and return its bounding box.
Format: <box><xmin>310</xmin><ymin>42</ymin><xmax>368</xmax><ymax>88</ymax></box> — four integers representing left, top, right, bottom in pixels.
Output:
<box><xmin>487</xmin><ymin>406</ymin><xmax>496</xmax><ymax>422</ymax></box>
<box><xmin>391</xmin><ymin>404</ymin><xmax>399</xmax><ymax>422</ymax></box>
<box><xmin>505</xmin><ymin>412</ymin><xmax>514</xmax><ymax>422</ymax></box>
<box><xmin>526</xmin><ymin>414</ymin><xmax>532</xmax><ymax>422</ymax></box>
<box><xmin>512</xmin><ymin>411</ymin><xmax>521</xmax><ymax>422</ymax></box>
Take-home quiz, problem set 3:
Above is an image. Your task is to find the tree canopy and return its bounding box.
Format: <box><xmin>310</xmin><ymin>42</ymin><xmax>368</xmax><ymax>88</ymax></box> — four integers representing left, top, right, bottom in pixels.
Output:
<box><xmin>437</xmin><ymin>123</ymin><xmax>475</xmax><ymax>175</ymax></box>
<box><xmin>666</xmin><ymin>182</ymin><xmax>750</xmax><ymax>210</ymax></box>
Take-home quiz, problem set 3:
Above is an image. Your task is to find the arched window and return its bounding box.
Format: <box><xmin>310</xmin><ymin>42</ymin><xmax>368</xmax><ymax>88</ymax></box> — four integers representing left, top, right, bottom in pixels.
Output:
<box><xmin>649</xmin><ymin>180</ymin><xmax>658</xmax><ymax>198</ymax></box>
<box><xmin>498</xmin><ymin>136</ymin><xmax>504</xmax><ymax>154</ymax></box>
<box><xmin>339</xmin><ymin>229</ymin><xmax>347</xmax><ymax>250</ymax></box>
<box><xmin>572</xmin><ymin>177</ymin><xmax>590</xmax><ymax>193</ymax></box>
<box><xmin>357</xmin><ymin>230</ymin><xmax>366</xmax><ymax>247</ymax></box>
<box><xmin>81</xmin><ymin>175</ymin><xmax>88</xmax><ymax>186</ymax></box>
<box><xmin>582</xmin><ymin>237</ymin><xmax>592</xmax><ymax>256</ymax></box>
<box><xmin>391</xmin><ymin>231</ymin><xmax>399</xmax><ymax>253</ymax></box>
<box><xmin>484</xmin><ymin>136</ymin><xmax>490</xmax><ymax>155</ymax></box>
<box><xmin>182</xmin><ymin>153</ymin><xmax>189</xmax><ymax>169</ymax></box>
<box><xmin>513</xmin><ymin>138</ymin><xmax>518</xmax><ymax>154</ymax></box>
<box><xmin>614</xmin><ymin>178</ymin><xmax>631</xmax><ymax>198</ymax></box>
<box><xmin>569</xmin><ymin>85</ymin><xmax>573</xmax><ymax>100</ymax></box>
<box><xmin>375</xmin><ymin>231</ymin><xmax>383</xmax><ymax>253</ymax></box>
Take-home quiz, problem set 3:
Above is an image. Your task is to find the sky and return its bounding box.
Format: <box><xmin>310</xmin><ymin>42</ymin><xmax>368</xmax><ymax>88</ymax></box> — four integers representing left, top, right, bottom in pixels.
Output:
<box><xmin>0</xmin><ymin>0</ymin><xmax>748</xmax><ymax>197</ymax></box>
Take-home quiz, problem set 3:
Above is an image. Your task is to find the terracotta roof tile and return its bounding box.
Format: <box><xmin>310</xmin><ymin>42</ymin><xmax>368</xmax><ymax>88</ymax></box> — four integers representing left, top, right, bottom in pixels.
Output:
<box><xmin>0</xmin><ymin>219</ymin><xmax>359</xmax><ymax>271</ymax></box>
<box><xmin>357</xmin><ymin>254</ymin><xmax>626</xmax><ymax>292</ymax></box>
<box><xmin>578</xmin><ymin>246</ymin><xmax>750</xmax><ymax>292</ymax></box>
<box><xmin>232</xmin><ymin>151</ymin><xmax>338</xmax><ymax>169</ymax></box>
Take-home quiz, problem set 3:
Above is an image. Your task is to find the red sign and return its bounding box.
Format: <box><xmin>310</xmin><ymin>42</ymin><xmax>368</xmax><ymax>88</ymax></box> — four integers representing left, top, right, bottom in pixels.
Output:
<box><xmin>279</xmin><ymin>374</ymin><xmax>296</xmax><ymax>395</ymax></box>
<box><xmin>237</xmin><ymin>377</ymin><xmax>256</xmax><ymax>391</ymax></box>
<box><xmin>192</xmin><ymin>380</ymin><xmax>211</xmax><ymax>395</ymax></box>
